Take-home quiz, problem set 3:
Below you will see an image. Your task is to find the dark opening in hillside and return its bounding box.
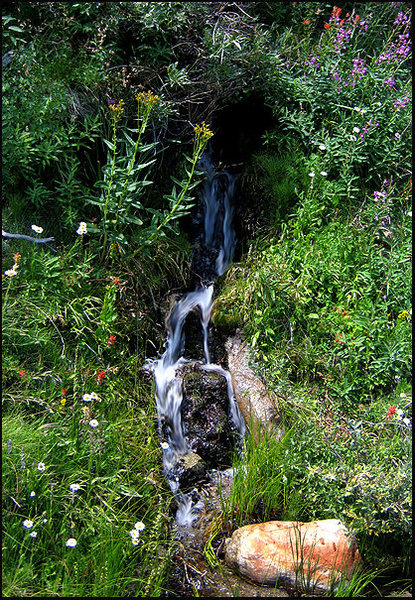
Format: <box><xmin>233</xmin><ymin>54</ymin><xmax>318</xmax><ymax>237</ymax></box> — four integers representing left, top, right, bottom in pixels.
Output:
<box><xmin>210</xmin><ymin>93</ymin><xmax>274</xmax><ymax>167</ymax></box>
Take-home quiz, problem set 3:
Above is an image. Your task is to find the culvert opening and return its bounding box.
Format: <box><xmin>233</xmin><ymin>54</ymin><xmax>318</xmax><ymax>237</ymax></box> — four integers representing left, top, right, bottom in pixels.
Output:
<box><xmin>210</xmin><ymin>92</ymin><xmax>275</xmax><ymax>167</ymax></box>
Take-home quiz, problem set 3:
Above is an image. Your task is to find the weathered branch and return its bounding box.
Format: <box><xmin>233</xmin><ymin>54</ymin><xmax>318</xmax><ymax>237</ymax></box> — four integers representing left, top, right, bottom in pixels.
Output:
<box><xmin>2</xmin><ymin>230</ymin><xmax>57</xmax><ymax>252</ymax></box>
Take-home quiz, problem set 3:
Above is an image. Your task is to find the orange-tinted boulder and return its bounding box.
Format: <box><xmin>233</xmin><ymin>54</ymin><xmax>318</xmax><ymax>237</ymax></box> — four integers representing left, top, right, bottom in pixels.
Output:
<box><xmin>224</xmin><ymin>519</ymin><xmax>361</xmax><ymax>591</ymax></box>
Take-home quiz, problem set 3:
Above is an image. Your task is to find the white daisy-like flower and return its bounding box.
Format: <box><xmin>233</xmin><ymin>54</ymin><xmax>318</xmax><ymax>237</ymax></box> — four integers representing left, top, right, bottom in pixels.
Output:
<box><xmin>76</xmin><ymin>222</ymin><xmax>87</xmax><ymax>235</ymax></box>
<box><xmin>134</xmin><ymin>521</ymin><xmax>145</xmax><ymax>532</ymax></box>
<box><xmin>350</xmin><ymin>135</ymin><xmax>357</xmax><ymax>141</ymax></box>
<box><xmin>403</xmin><ymin>417</ymin><xmax>411</xmax><ymax>427</ymax></box>
<box><xmin>161</xmin><ymin>442</ymin><xmax>169</xmax><ymax>450</ymax></box>
<box><xmin>320</xmin><ymin>171</ymin><xmax>328</xmax><ymax>177</ymax></box>
<box><xmin>353</xmin><ymin>127</ymin><xmax>360</xmax><ymax>133</ymax></box>
<box><xmin>4</xmin><ymin>269</ymin><xmax>17</xmax><ymax>277</ymax></box>
<box><xmin>131</xmin><ymin>537</ymin><xmax>140</xmax><ymax>546</ymax></box>
<box><xmin>396</xmin><ymin>409</ymin><xmax>405</xmax><ymax>420</ymax></box>
<box><xmin>37</xmin><ymin>462</ymin><xmax>46</xmax><ymax>472</ymax></box>
<box><xmin>31</xmin><ymin>225</ymin><xmax>44</xmax><ymax>234</ymax></box>
<box><xmin>30</xmin><ymin>531</ymin><xmax>38</xmax><ymax>538</ymax></box>
<box><xmin>30</xmin><ymin>491</ymin><xmax>36</xmax><ymax>497</ymax></box>
<box><xmin>318</xmin><ymin>144</ymin><xmax>326</xmax><ymax>151</ymax></box>
<box><xmin>82</xmin><ymin>393</ymin><xmax>92</xmax><ymax>402</ymax></box>
<box><xmin>399</xmin><ymin>392</ymin><xmax>407</xmax><ymax>399</ymax></box>
<box><xmin>66</xmin><ymin>537</ymin><xmax>77</xmax><ymax>548</ymax></box>
<box><xmin>69</xmin><ymin>483</ymin><xmax>81</xmax><ymax>492</ymax></box>
<box><xmin>43</xmin><ymin>519</ymin><xmax>48</xmax><ymax>524</ymax></box>
<box><xmin>130</xmin><ymin>529</ymin><xmax>140</xmax><ymax>539</ymax></box>
<box><xmin>89</xmin><ymin>419</ymin><xmax>99</xmax><ymax>428</ymax></box>
<box><xmin>23</xmin><ymin>519</ymin><xmax>34</xmax><ymax>529</ymax></box>
<box><xmin>354</xmin><ymin>106</ymin><xmax>361</xmax><ymax>112</ymax></box>
<box><xmin>308</xmin><ymin>171</ymin><xmax>315</xmax><ymax>178</ymax></box>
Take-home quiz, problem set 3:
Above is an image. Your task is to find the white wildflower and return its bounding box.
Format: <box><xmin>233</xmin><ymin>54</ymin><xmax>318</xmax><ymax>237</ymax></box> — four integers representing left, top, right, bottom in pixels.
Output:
<box><xmin>89</xmin><ymin>419</ymin><xmax>99</xmax><ymax>428</ymax></box>
<box><xmin>30</xmin><ymin>531</ymin><xmax>38</xmax><ymax>538</ymax></box>
<box><xmin>23</xmin><ymin>519</ymin><xmax>34</xmax><ymax>529</ymax></box>
<box><xmin>82</xmin><ymin>393</ymin><xmax>92</xmax><ymax>402</ymax></box>
<box><xmin>131</xmin><ymin>537</ymin><xmax>140</xmax><ymax>546</ymax></box>
<box><xmin>76</xmin><ymin>222</ymin><xmax>87</xmax><ymax>235</ymax></box>
<box><xmin>4</xmin><ymin>269</ymin><xmax>17</xmax><ymax>277</ymax></box>
<box><xmin>308</xmin><ymin>171</ymin><xmax>315</xmax><ymax>178</ymax></box>
<box><xmin>353</xmin><ymin>127</ymin><xmax>360</xmax><ymax>133</ymax></box>
<box><xmin>396</xmin><ymin>408</ymin><xmax>405</xmax><ymax>420</ymax></box>
<box><xmin>31</xmin><ymin>225</ymin><xmax>44</xmax><ymax>234</ymax></box>
<box><xmin>134</xmin><ymin>521</ymin><xmax>145</xmax><ymax>532</ymax></box>
<box><xmin>161</xmin><ymin>442</ymin><xmax>169</xmax><ymax>450</ymax></box>
<box><xmin>350</xmin><ymin>135</ymin><xmax>357</xmax><ymax>141</ymax></box>
<box><xmin>66</xmin><ymin>537</ymin><xmax>77</xmax><ymax>548</ymax></box>
<box><xmin>318</xmin><ymin>144</ymin><xmax>326</xmax><ymax>151</ymax></box>
<box><xmin>69</xmin><ymin>483</ymin><xmax>81</xmax><ymax>492</ymax></box>
<box><xmin>320</xmin><ymin>171</ymin><xmax>328</xmax><ymax>177</ymax></box>
<box><xmin>399</xmin><ymin>392</ymin><xmax>407</xmax><ymax>399</ymax></box>
<box><xmin>30</xmin><ymin>491</ymin><xmax>36</xmax><ymax>497</ymax></box>
<box><xmin>403</xmin><ymin>418</ymin><xmax>411</xmax><ymax>427</ymax></box>
<box><xmin>37</xmin><ymin>462</ymin><xmax>46</xmax><ymax>472</ymax></box>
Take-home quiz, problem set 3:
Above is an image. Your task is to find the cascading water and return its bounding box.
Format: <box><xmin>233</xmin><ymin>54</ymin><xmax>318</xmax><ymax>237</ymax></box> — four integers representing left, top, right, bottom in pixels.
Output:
<box><xmin>146</xmin><ymin>152</ymin><xmax>245</xmax><ymax>526</ymax></box>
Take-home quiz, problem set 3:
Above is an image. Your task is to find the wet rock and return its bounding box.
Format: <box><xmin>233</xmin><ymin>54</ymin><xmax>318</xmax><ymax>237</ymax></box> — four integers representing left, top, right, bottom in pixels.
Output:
<box><xmin>175</xmin><ymin>451</ymin><xmax>207</xmax><ymax>490</ymax></box>
<box><xmin>224</xmin><ymin>519</ymin><xmax>361</xmax><ymax>592</ymax></box>
<box><xmin>225</xmin><ymin>330</ymin><xmax>282</xmax><ymax>441</ymax></box>
<box><xmin>181</xmin><ymin>365</ymin><xmax>236</xmax><ymax>469</ymax></box>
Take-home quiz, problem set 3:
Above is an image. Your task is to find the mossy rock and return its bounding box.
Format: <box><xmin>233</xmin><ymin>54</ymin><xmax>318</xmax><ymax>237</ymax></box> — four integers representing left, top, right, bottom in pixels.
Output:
<box><xmin>211</xmin><ymin>301</ymin><xmax>242</xmax><ymax>332</ymax></box>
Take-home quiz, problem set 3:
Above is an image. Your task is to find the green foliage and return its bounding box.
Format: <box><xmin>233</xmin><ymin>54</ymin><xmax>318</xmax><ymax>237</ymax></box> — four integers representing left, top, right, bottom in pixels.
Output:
<box><xmin>1</xmin><ymin>1</ymin><xmax>412</xmax><ymax>595</ymax></box>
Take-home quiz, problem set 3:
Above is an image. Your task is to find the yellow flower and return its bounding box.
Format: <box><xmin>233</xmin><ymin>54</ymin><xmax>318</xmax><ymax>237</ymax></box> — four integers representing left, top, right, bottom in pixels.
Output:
<box><xmin>109</xmin><ymin>99</ymin><xmax>125</xmax><ymax>120</ymax></box>
<box><xmin>135</xmin><ymin>90</ymin><xmax>159</xmax><ymax>106</ymax></box>
<box><xmin>194</xmin><ymin>121</ymin><xmax>213</xmax><ymax>143</ymax></box>
<box><xmin>60</xmin><ymin>398</ymin><xmax>67</xmax><ymax>406</ymax></box>
<box><xmin>398</xmin><ymin>310</ymin><xmax>409</xmax><ymax>320</ymax></box>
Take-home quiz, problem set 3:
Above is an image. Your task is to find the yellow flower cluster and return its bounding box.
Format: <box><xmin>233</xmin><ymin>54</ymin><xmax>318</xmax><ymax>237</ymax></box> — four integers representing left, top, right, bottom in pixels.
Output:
<box><xmin>194</xmin><ymin>121</ymin><xmax>214</xmax><ymax>143</ymax></box>
<box><xmin>135</xmin><ymin>90</ymin><xmax>159</xmax><ymax>106</ymax></box>
<box><xmin>397</xmin><ymin>309</ymin><xmax>410</xmax><ymax>320</ymax></box>
<box><xmin>109</xmin><ymin>99</ymin><xmax>125</xmax><ymax>119</ymax></box>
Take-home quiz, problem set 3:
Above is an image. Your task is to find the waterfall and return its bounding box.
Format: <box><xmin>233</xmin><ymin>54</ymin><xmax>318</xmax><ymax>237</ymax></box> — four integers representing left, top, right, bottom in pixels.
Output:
<box><xmin>146</xmin><ymin>152</ymin><xmax>245</xmax><ymax>526</ymax></box>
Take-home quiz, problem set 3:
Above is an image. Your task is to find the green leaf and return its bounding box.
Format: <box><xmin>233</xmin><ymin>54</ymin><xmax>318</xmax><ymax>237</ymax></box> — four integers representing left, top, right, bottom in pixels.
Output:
<box><xmin>103</xmin><ymin>139</ymin><xmax>115</xmax><ymax>152</ymax></box>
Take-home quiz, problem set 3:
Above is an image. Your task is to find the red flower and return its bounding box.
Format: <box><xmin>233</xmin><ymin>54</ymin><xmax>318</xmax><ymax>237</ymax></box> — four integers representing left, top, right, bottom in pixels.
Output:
<box><xmin>386</xmin><ymin>405</ymin><xmax>396</xmax><ymax>419</ymax></box>
<box><xmin>107</xmin><ymin>335</ymin><xmax>116</xmax><ymax>345</ymax></box>
<box><xmin>324</xmin><ymin>23</ymin><xmax>331</xmax><ymax>29</ymax></box>
<box><xmin>62</xmin><ymin>388</ymin><xmax>68</xmax><ymax>396</ymax></box>
<box><xmin>97</xmin><ymin>370</ymin><xmax>106</xmax><ymax>384</ymax></box>
<box><xmin>113</xmin><ymin>278</ymin><xmax>120</xmax><ymax>286</ymax></box>
<box><xmin>354</xmin><ymin>14</ymin><xmax>360</xmax><ymax>23</ymax></box>
<box><xmin>332</xmin><ymin>6</ymin><xmax>341</xmax><ymax>18</ymax></box>
<box><xmin>334</xmin><ymin>334</ymin><xmax>345</xmax><ymax>344</ymax></box>
<box><xmin>19</xmin><ymin>370</ymin><xmax>26</xmax><ymax>377</ymax></box>
<box><xmin>303</xmin><ymin>19</ymin><xmax>310</xmax><ymax>25</ymax></box>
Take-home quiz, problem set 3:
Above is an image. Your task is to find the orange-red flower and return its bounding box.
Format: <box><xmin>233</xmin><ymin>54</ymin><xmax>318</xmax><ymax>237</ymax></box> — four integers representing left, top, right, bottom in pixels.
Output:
<box><xmin>385</xmin><ymin>405</ymin><xmax>396</xmax><ymax>419</ymax></box>
<box><xmin>107</xmin><ymin>335</ymin><xmax>117</xmax><ymax>345</ymax></box>
<box><xmin>19</xmin><ymin>369</ymin><xmax>26</xmax><ymax>377</ymax></box>
<box><xmin>324</xmin><ymin>23</ymin><xmax>331</xmax><ymax>30</ymax></box>
<box><xmin>62</xmin><ymin>388</ymin><xmax>68</xmax><ymax>396</ymax></box>
<box><xmin>97</xmin><ymin>370</ymin><xmax>106</xmax><ymax>384</ymax></box>
<box><xmin>304</xmin><ymin>19</ymin><xmax>311</xmax><ymax>25</ymax></box>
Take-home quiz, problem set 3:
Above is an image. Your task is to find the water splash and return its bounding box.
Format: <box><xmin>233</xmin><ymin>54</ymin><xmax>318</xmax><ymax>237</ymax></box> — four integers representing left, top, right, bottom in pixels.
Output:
<box><xmin>148</xmin><ymin>153</ymin><xmax>245</xmax><ymax>526</ymax></box>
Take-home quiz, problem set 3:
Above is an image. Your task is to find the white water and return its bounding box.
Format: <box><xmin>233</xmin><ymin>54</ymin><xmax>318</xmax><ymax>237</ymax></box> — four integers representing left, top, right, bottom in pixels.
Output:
<box><xmin>147</xmin><ymin>153</ymin><xmax>245</xmax><ymax>526</ymax></box>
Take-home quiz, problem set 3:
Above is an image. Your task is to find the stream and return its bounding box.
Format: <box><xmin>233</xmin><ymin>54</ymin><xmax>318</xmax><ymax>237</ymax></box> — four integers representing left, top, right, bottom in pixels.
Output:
<box><xmin>146</xmin><ymin>152</ymin><xmax>246</xmax><ymax>526</ymax></box>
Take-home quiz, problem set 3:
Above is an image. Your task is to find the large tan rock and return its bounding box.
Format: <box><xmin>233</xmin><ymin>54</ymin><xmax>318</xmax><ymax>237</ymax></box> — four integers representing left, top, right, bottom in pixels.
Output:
<box><xmin>224</xmin><ymin>519</ymin><xmax>361</xmax><ymax>591</ymax></box>
<box><xmin>225</xmin><ymin>330</ymin><xmax>282</xmax><ymax>441</ymax></box>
